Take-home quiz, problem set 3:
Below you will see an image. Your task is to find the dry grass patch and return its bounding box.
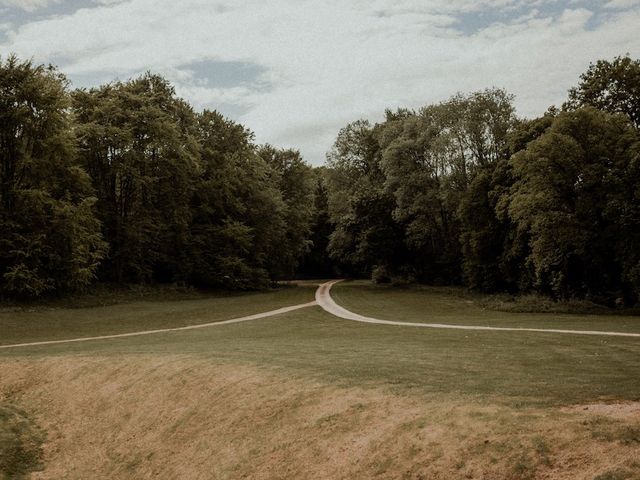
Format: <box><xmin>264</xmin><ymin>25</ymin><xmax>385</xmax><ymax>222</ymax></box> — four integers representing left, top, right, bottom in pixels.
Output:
<box><xmin>1</xmin><ymin>356</ymin><xmax>639</xmax><ymax>479</ymax></box>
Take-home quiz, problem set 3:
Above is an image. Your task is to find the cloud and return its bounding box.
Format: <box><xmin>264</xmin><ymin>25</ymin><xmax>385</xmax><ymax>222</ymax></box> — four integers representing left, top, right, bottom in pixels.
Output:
<box><xmin>1</xmin><ymin>0</ymin><xmax>639</xmax><ymax>164</ymax></box>
<box><xmin>604</xmin><ymin>0</ymin><xmax>640</xmax><ymax>9</ymax></box>
<box><xmin>0</xmin><ymin>0</ymin><xmax>58</xmax><ymax>11</ymax></box>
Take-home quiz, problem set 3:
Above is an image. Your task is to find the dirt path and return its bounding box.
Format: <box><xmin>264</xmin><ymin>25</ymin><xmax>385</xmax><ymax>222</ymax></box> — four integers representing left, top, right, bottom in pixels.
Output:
<box><xmin>316</xmin><ymin>280</ymin><xmax>640</xmax><ymax>338</ymax></box>
<box><xmin>4</xmin><ymin>280</ymin><xmax>639</xmax><ymax>350</ymax></box>
<box><xmin>0</xmin><ymin>301</ymin><xmax>317</xmax><ymax>350</ymax></box>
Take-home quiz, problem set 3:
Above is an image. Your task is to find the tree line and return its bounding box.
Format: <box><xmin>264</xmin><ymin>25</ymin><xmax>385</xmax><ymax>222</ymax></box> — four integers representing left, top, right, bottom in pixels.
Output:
<box><xmin>2</xmin><ymin>54</ymin><xmax>639</xmax><ymax>306</ymax></box>
<box><xmin>321</xmin><ymin>56</ymin><xmax>640</xmax><ymax>306</ymax></box>
<box><xmin>0</xmin><ymin>55</ymin><xmax>315</xmax><ymax>297</ymax></box>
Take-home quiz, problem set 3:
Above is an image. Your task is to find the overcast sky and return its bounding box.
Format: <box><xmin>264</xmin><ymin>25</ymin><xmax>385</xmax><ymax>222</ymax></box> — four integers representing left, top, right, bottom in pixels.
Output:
<box><xmin>1</xmin><ymin>0</ymin><xmax>639</xmax><ymax>164</ymax></box>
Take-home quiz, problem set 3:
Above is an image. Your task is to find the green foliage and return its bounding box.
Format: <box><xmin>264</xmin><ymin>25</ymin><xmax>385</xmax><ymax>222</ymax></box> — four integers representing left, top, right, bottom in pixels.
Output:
<box><xmin>72</xmin><ymin>73</ymin><xmax>199</xmax><ymax>283</ymax></box>
<box><xmin>189</xmin><ymin>111</ymin><xmax>286</xmax><ymax>288</ymax></box>
<box><xmin>3</xmin><ymin>53</ymin><xmax>640</xmax><ymax>303</ymax></box>
<box><xmin>382</xmin><ymin>89</ymin><xmax>516</xmax><ymax>283</ymax></box>
<box><xmin>508</xmin><ymin>107</ymin><xmax>640</xmax><ymax>300</ymax></box>
<box><xmin>258</xmin><ymin>145</ymin><xmax>315</xmax><ymax>277</ymax></box>
<box><xmin>325</xmin><ymin>89</ymin><xmax>516</xmax><ymax>284</ymax></box>
<box><xmin>323</xmin><ymin>56</ymin><xmax>640</xmax><ymax>305</ymax></box>
<box><xmin>73</xmin><ymin>80</ymin><xmax>315</xmax><ymax>289</ymax></box>
<box><xmin>297</xmin><ymin>168</ymin><xmax>335</xmax><ymax>277</ymax></box>
<box><xmin>326</xmin><ymin>120</ymin><xmax>407</xmax><ymax>277</ymax></box>
<box><xmin>567</xmin><ymin>55</ymin><xmax>640</xmax><ymax>128</ymax></box>
<box><xmin>458</xmin><ymin>170</ymin><xmax>506</xmax><ymax>291</ymax></box>
<box><xmin>371</xmin><ymin>265</ymin><xmax>391</xmax><ymax>284</ymax></box>
<box><xmin>0</xmin><ymin>55</ymin><xmax>107</xmax><ymax>297</ymax></box>
<box><xmin>1</xmin><ymin>56</ymin><xmax>318</xmax><ymax>297</ymax></box>
<box><xmin>380</xmin><ymin>112</ymin><xmax>455</xmax><ymax>276</ymax></box>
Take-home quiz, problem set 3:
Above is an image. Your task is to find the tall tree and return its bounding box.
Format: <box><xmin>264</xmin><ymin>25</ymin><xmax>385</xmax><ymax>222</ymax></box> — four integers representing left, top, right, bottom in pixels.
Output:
<box><xmin>458</xmin><ymin>112</ymin><xmax>556</xmax><ymax>292</ymax></box>
<box><xmin>258</xmin><ymin>145</ymin><xmax>315</xmax><ymax>278</ymax></box>
<box><xmin>326</xmin><ymin>120</ymin><xmax>407</xmax><ymax>278</ymax></box>
<box><xmin>73</xmin><ymin>74</ymin><xmax>199</xmax><ymax>283</ymax></box>
<box><xmin>0</xmin><ymin>56</ymin><xmax>106</xmax><ymax>297</ymax></box>
<box><xmin>297</xmin><ymin>168</ymin><xmax>335</xmax><ymax>278</ymax></box>
<box><xmin>508</xmin><ymin>107</ymin><xmax>640</xmax><ymax>301</ymax></box>
<box><xmin>189</xmin><ymin>110</ymin><xmax>285</xmax><ymax>288</ymax></box>
<box><xmin>382</xmin><ymin>89</ymin><xmax>517</xmax><ymax>283</ymax></box>
<box><xmin>566</xmin><ymin>55</ymin><xmax>640</xmax><ymax>128</ymax></box>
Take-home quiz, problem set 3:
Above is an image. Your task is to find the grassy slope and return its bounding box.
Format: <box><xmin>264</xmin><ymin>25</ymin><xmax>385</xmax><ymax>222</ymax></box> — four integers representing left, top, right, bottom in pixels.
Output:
<box><xmin>331</xmin><ymin>281</ymin><xmax>640</xmax><ymax>332</ymax></box>
<box><xmin>2</xmin><ymin>357</ymin><xmax>639</xmax><ymax>480</ymax></box>
<box><xmin>0</xmin><ymin>285</ymin><xmax>315</xmax><ymax>346</ymax></box>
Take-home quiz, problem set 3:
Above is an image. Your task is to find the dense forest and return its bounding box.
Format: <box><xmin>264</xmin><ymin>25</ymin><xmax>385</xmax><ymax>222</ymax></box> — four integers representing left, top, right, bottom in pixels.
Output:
<box><xmin>1</xmin><ymin>54</ymin><xmax>639</xmax><ymax>306</ymax></box>
<box><xmin>0</xmin><ymin>55</ymin><xmax>314</xmax><ymax>295</ymax></box>
<box><xmin>323</xmin><ymin>56</ymin><xmax>640</xmax><ymax>306</ymax></box>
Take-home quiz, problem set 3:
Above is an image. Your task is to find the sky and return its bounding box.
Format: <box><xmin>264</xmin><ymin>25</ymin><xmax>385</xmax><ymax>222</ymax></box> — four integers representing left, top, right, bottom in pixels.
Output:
<box><xmin>1</xmin><ymin>0</ymin><xmax>639</xmax><ymax>165</ymax></box>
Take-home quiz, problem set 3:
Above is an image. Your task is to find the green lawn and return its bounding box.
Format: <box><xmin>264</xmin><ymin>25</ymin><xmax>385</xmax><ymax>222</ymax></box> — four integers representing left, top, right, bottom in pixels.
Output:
<box><xmin>331</xmin><ymin>281</ymin><xmax>640</xmax><ymax>333</ymax></box>
<box><xmin>0</xmin><ymin>285</ymin><xmax>315</xmax><ymax>346</ymax></box>
<box><xmin>2</xmin><ymin>304</ymin><xmax>639</xmax><ymax>406</ymax></box>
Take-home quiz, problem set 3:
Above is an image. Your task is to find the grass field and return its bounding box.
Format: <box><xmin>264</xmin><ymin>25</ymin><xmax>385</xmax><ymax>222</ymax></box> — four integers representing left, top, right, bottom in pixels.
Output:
<box><xmin>1</xmin><ymin>281</ymin><xmax>639</xmax><ymax>479</ymax></box>
<box><xmin>331</xmin><ymin>281</ymin><xmax>640</xmax><ymax>332</ymax></box>
<box><xmin>0</xmin><ymin>285</ymin><xmax>314</xmax><ymax>346</ymax></box>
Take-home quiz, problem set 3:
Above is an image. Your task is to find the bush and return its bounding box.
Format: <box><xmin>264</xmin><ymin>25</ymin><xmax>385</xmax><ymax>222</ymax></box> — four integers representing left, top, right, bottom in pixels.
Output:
<box><xmin>372</xmin><ymin>265</ymin><xmax>391</xmax><ymax>284</ymax></box>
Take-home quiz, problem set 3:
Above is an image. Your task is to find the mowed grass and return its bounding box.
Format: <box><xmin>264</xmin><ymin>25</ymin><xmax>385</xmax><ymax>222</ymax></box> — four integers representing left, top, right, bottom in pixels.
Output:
<box><xmin>2</xmin><ymin>306</ymin><xmax>639</xmax><ymax>406</ymax></box>
<box><xmin>332</xmin><ymin>280</ymin><xmax>640</xmax><ymax>333</ymax></box>
<box><xmin>0</xmin><ymin>284</ymin><xmax>316</xmax><ymax>346</ymax></box>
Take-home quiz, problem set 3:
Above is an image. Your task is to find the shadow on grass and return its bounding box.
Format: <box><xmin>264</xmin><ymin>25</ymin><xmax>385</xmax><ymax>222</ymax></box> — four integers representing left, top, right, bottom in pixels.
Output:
<box><xmin>0</xmin><ymin>404</ymin><xmax>44</xmax><ymax>479</ymax></box>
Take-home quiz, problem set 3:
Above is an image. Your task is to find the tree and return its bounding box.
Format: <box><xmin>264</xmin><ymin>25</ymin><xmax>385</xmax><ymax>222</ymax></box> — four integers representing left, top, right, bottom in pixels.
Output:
<box><xmin>297</xmin><ymin>168</ymin><xmax>335</xmax><ymax>278</ymax></box>
<box><xmin>381</xmin><ymin>89</ymin><xmax>517</xmax><ymax>283</ymax></box>
<box><xmin>258</xmin><ymin>145</ymin><xmax>315</xmax><ymax>278</ymax></box>
<box><xmin>507</xmin><ymin>107</ymin><xmax>640</xmax><ymax>301</ymax></box>
<box><xmin>73</xmin><ymin>73</ymin><xmax>200</xmax><ymax>283</ymax></box>
<box><xmin>566</xmin><ymin>55</ymin><xmax>640</xmax><ymax>128</ymax></box>
<box><xmin>189</xmin><ymin>110</ymin><xmax>285</xmax><ymax>289</ymax></box>
<box><xmin>0</xmin><ymin>56</ymin><xmax>106</xmax><ymax>297</ymax></box>
<box><xmin>325</xmin><ymin>120</ymin><xmax>407</xmax><ymax>278</ymax></box>
<box><xmin>380</xmin><ymin>111</ymin><xmax>458</xmax><ymax>282</ymax></box>
<box><xmin>458</xmin><ymin>112</ymin><xmax>556</xmax><ymax>293</ymax></box>
<box><xmin>458</xmin><ymin>170</ymin><xmax>506</xmax><ymax>291</ymax></box>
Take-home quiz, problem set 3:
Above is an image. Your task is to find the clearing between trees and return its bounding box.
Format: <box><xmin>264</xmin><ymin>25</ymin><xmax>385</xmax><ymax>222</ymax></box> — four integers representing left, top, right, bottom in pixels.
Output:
<box><xmin>1</xmin><ymin>281</ymin><xmax>639</xmax><ymax>479</ymax></box>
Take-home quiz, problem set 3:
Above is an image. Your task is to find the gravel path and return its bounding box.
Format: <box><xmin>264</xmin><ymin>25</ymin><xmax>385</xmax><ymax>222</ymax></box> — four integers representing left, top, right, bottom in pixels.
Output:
<box><xmin>3</xmin><ymin>280</ymin><xmax>639</xmax><ymax>350</ymax></box>
<box><xmin>315</xmin><ymin>280</ymin><xmax>640</xmax><ymax>338</ymax></box>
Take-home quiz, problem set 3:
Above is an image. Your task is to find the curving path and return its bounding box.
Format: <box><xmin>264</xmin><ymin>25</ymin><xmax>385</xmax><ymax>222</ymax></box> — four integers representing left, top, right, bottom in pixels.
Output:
<box><xmin>316</xmin><ymin>280</ymin><xmax>640</xmax><ymax>338</ymax></box>
<box><xmin>0</xmin><ymin>301</ymin><xmax>317</xmax><ymax>350</ymax></box>
<box><xmin>3</xmin><ymin>280</ymin><xmax>640</xmax><ymax>350</ymax></box>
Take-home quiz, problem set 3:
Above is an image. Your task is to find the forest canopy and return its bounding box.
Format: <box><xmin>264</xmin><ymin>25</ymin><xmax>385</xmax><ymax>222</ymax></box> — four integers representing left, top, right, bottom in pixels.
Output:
<box><xmin>0</xmin><ymin>55</ymin><xmax>314</xmax><ymax>295</ymax></box>
<box><xmin>1</xmin><ymin>54</ymin><xmax>639</xmax><ymax>306</ymax></box>
<box><xmin>324</xmin><ymin>56</ymin><xmax>640</xmax><ymax>305</ymax></box>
